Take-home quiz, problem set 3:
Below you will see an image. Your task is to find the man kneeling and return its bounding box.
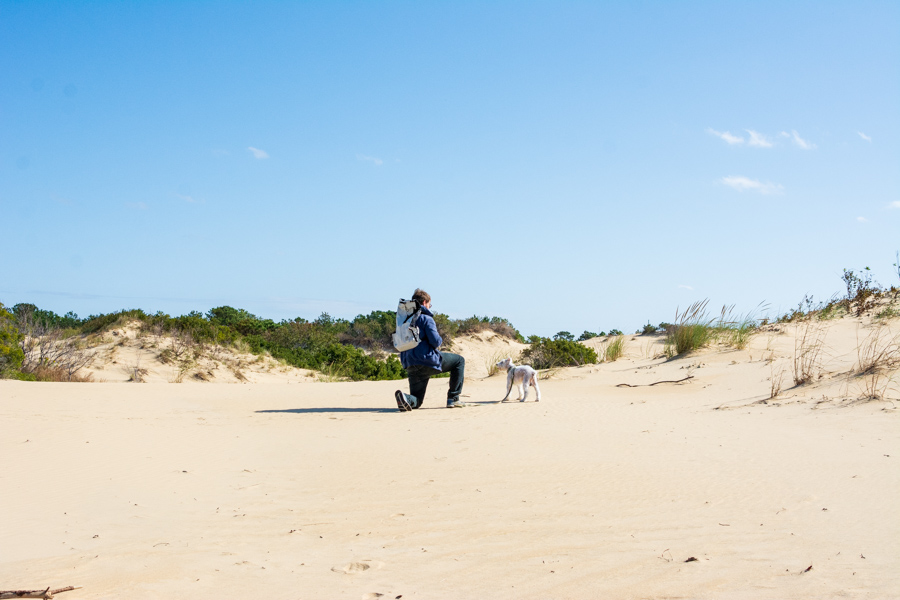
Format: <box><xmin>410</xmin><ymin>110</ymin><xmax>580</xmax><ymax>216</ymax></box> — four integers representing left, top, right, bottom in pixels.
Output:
<box><xmin>395</xmin><ymin>289</ymin><xmax>469</xmax><ymax>411</ymax></box>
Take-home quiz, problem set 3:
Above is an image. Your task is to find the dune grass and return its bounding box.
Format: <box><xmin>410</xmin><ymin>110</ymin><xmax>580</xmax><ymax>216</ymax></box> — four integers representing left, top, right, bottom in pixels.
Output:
<box><xmin>664</xmin><ymin>300</ymin><xmax>718</xmax><ymax>357</ymax></box>
<box><xmin>604</xmin><ymin>335</ymin><xmax>626</xmax><ymax>362</ymax></box>
<box><xmin>664</xmin><ymin>300</ymin><xmax>764</xmax><ymax>358</ymax></box>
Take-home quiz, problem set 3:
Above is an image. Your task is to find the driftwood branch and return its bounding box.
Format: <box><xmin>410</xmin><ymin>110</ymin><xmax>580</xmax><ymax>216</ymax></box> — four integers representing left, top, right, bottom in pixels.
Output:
<box><xmin>0</xmin><ymin>586</ymin><xmax>80</xmax><ymax>599</ymax></box>
<box><xmin>616</xmin><ymin>375</ymin><xmax>694</xmax><ymax>388</ymax></box>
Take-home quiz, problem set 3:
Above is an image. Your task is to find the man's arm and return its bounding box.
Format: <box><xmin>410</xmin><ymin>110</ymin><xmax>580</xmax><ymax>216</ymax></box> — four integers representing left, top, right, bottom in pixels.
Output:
<box><xmin>421</xmin><ymin>315</ymin><xmax>443</xmax><ymax>350</ymax></box>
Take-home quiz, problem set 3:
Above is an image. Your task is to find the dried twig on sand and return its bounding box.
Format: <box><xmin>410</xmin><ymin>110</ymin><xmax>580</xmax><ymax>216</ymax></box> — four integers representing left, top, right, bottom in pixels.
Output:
<box><xmin>616</xmin><ymin>375</ymin><xmax>694</xmax><ymax>387</ymax></box>
<box><xmin>1</xmin><ymin>587</ymin><xmax>80</xmax><ymax>599</ymax></box>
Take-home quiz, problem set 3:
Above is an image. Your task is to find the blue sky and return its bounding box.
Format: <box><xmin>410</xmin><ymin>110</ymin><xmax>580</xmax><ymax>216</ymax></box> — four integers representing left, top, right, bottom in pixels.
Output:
<box><xmin>2</xmin><ymin>1</ymin><xmax>898</xmax><ymax>336</ymax></box>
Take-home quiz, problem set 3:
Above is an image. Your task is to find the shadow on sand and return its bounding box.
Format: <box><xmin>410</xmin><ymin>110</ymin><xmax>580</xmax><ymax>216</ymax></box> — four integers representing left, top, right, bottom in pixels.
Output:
<box><xmin>256</xmin><ymin>407</ymin><xmax>398</xmax><ymax>414</ymax></box>
<box><xmin>256</xmin><ymin>401</ymin><xmax>495</xmax><ymax>415</ymax></box>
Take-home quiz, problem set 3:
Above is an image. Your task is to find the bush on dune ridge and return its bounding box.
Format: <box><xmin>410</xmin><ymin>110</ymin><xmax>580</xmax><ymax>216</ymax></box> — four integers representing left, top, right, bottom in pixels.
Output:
<box><xmin>0</xmin><ymin>302</ymin><xmax>525</xmax><ymax>382</ymax></box>
<box><xmin>521</xmin><ymin>337</ymin><xmax>598</xmax><ymax>369</ymax></box>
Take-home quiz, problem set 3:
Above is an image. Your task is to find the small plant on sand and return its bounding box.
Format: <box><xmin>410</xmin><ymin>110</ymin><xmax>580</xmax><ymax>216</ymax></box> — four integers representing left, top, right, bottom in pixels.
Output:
<box><xmin>769</xmin><ymin>363</ymin><xmax>786</xmax><ymax>399</ymax></box>
<box><xmin>128</xmin><ymin>353</ymin><xmax>147</xmax><ymax>382</ymax></box>
<box><xmin>604</xmin><ymin>335</ymin><xmax>626</xmax><ymax>362</ymax></box>
<box><xmin>129</xmin><ymin>367</ymin><xmax>148</xmax><ymax>382</ymax></box>
<box><xmin>854</xmin><ymin>323</ymin><xmax>900</xmax><ymax>400</ymax></box>
<box><xmin>538</xmin><ymin>366</ymin><xmax>561</xmax><ymax>380</ymax></box>
<box><xmin>173</xmin><ymin>357</ymin><xmax>197</xmax><ymax>383</ymax></box>
<box><xmin>664</xmin><ymin>300</ymin><xmax>717</xmax><ymax>357</ymax></box>
<box><xmin>792</xmin><ymin>319</ymin><xmax>826</xmax><ymax>386</ymax></box>
<box><xmin>485</xmin><ymin>350</ymin><xmax>509</xmax><ymax>377</ymax></box>
<box><xmin>230</xmin><ymin>365</ymin><xmax>248</xmax><ymax>382</ymax></box>
<box><xmin>875</xmin><ymin>303</ymin><xmax>899</xmax><ymax>320</ymax></box>
<box><xmin>723</xmin><ymin>306</ymin><xmax>764</xmax><ymax>350</ymax></box>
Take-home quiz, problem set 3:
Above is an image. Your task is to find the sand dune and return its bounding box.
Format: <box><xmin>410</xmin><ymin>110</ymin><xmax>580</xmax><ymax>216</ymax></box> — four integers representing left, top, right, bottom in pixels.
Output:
<box><xmin>1</xmin><ymin>314</ymin><xmax>898</xmax><ymax>599</ymax></box>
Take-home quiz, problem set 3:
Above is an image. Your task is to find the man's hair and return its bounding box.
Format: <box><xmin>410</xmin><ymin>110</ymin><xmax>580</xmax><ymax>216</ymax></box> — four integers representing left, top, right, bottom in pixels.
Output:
<box><xmin>412</xmin><ymin>288</ymin><xmax>431</xmax><ymax>306</ymax></box>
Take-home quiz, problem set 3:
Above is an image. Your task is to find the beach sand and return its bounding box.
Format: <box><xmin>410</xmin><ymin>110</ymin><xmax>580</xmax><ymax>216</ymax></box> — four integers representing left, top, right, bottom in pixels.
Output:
<box><xmin>2</xmin><ymin>316</ymin><xmax>898</xmax><ymax>599</ymax></box>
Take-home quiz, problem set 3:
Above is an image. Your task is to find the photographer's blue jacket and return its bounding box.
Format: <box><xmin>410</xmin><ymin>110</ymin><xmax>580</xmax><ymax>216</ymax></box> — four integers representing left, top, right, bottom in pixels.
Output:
<box><xmin>400</xmin><ymin>307</ymin><xmax>443</xmax><ymax>370</ymax></box>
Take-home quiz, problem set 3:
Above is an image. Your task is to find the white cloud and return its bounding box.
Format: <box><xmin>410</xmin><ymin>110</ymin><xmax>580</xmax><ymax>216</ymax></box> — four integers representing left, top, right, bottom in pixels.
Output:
<box><xmin>248</xmin><ymin>146</ymin><xmax>269</xmax><ymax>159</ymax></box>
<box><xmin>720</xmin><ymin>175</ymin><xmax>784</xmax><ymax>195</ymax></box>
<box><xmin>788</xmin><ymin>130</ymin><xmax>816</xmax><ymax>149</ymax></box>
<box><xmin>678</xmin><ymin>284</ymin><xmax>694</xmax><ymax>291</ymax></box>
<box><xmin>707</xmin><ymin>128</ymin><xmax>744</xmax><ymax>145</ymax></box>
<box><xmin>858</xmin><ymin>131</ymin><xmax>872</xmax><ymax>142</ymax></box>
<box><xmin>357</xmin><ymin>154</ymin><xmax>384</xmax><ymax>166</ymax></box>
<box><xmin>176</xmin><ymin>194</ymin><xmax>198</xmax><ymax>203</ymax></box>
<box><xmin>745</xmin><ymin>130</ymin><xmax>773</xmax><ymax>148</ymax></box>
<box><xmin>888</xmin><ymin>201</ymin><xmax>900</xmax><ymax>209</ymax></box>
<box><xmin>127</xmin><ymin>201</ymin><xmax>148</xmax><ymax>210</ymax></box>
<box><xmin>857</xmin><ymin>216</ymin><xmax>868</xmax><ymax>222</ymax></box>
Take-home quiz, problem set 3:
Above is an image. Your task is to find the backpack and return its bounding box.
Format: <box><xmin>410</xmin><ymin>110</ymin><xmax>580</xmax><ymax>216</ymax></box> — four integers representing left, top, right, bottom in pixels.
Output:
<box><xmin>392</xmin><ymin>298</ymin><xmax>422</xmax><ymax>352</ymax></box>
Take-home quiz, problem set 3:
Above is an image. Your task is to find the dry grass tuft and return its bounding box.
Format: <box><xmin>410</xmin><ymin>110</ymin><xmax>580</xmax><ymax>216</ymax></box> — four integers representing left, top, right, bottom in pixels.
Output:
<box><xmin>792</xmin><ymin>319</ymin><xmax>826</xmax><ymax>386</ymax></box>
<box><xmin>769</xmin><ymin>363</ymin><xmax>786</xmax><ymax>399</ymax></box>
<box><xmin>485</xmin><ymin>351</ymin><xmax>509</xmax><ymax>377</ymax></box>
<box><xmin>538</xmin><ymin>367</ymin><xmax>561</xmax><ymax>380</ymax></box>
<box><xmin>128</xmin><ymin>367</ymin><xmax>148</xmax><ymax>383</ymax></box>
<box><xmin>30</xmin><ymin>364</ymin><xmax>95</xmax><ymax>382</ymax></box>
<box><xmin>854</xmin><ymin>323</ymin><xmax>900</xmax><ymax>400</ymax></box>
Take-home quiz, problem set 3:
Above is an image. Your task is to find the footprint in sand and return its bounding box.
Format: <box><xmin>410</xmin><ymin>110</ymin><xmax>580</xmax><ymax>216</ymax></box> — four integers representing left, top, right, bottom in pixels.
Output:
<box><xmin>332</xmin><ymin>561</ymin><xmax>370</xmax><ymax>574</ymax></box>
<box><xmin>361</xmin><ymin>594</ymin><xmax>383</xmax><ymax>600</ymax></box>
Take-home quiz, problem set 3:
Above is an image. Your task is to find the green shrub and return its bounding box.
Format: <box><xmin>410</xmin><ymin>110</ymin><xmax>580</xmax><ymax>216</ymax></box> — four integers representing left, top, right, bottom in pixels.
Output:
<box><xmin>79</xmin><ymin>309</ymin><xmax>148</xmax><ymax>334</ymax></box>
<box><xmin>207</xmin><ymin>306</ymin><xmax>276</xmax><ymax>336</ymax></box>
<box><xmin>842</xmin><ymin>267</ymin><xmax>880</xmax><ymax>316</ymax></box>
<box><xmin>454</xmin><ymin>315</ymin><xmax>522</xmax><ymax>342</ymax></box>
<box><xmin>0</xmin><ymin>302</ymin><xmax>25</xmax><ymax>378</ymax></box>
<box><xmin>577</xmin><ymin>331</ymin><xmax>599</xmax><ymax>341</ymax></box>
<box><xmin>553</xmin><ymin>331</ymin><xmax>575</xmax><ymax>341</ymax></box>
<box><xmin>640</xmin><ymin>322</ymin><xmax>657</xmax><ymax>335</ymax></box>
<box><xmin>521</xmin><ymin>338</ymin><xmax>598</xmax><ymax>369</ymax></box>
<box><xmin>12</xmin><ymin>303</ymin><xmax>82</xmax><ymax>329</ymax></box>
<box><xmin>340</xmin><ymin>310</ymin><xmax>396</xmax><ymax>349</ymax></box>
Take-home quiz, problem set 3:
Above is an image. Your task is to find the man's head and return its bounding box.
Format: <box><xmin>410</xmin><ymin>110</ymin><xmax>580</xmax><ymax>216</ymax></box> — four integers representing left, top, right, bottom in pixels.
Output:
<box><xmin>412</xmin><ymin>288</ymin><xmax>431</xmax><ymax>308</ymax></box>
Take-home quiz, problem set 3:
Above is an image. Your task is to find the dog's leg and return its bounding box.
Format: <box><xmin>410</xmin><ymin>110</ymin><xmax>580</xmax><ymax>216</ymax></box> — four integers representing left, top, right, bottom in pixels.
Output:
<box><xmin>531</xmin><ymin>372</ymin><xmax>541</xmax><ymax>402</ymax></box>
<box><xmin>520</xmin><ymin>375</ymin><xmax>529</xmax><ymax>402</ymax></box>
<box><xmin>517</xmin><ymin>373</ymin><xmax>526</xmax><ymax>401</ymax></box>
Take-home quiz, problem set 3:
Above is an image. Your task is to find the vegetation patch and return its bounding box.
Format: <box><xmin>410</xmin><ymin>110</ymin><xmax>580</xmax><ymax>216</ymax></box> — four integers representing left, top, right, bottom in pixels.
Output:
<box><xmin>521</xmin><ymin>338</ymin><xmax>598</xmax><ymax>369</ymax></box>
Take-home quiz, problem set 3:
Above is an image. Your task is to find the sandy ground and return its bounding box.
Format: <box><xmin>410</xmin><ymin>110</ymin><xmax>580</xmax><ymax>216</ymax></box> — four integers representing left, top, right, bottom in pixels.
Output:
<box><xmin>2</xmin><ymin>315</ymin><xmax>899</xmax><ymax>599</ymax></box>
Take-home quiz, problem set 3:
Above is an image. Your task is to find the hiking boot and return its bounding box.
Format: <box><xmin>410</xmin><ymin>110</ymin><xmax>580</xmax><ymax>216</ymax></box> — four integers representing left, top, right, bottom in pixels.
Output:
<box><xmin>395</xmin><ymin>390</ymin><xmax>412</xmax><ymax>412</ymax></box>
<box><xmin>446</xmin><ymin>399</ymin><xmax>473</xmax><ymax>408</ymax></box>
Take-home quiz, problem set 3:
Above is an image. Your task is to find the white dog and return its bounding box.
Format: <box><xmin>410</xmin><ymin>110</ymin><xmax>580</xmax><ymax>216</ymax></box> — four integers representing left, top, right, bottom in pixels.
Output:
<box><xmin>496</xmin><ymin>358</ymin><xmax>541</xmax><ymax>402</ymax></box>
